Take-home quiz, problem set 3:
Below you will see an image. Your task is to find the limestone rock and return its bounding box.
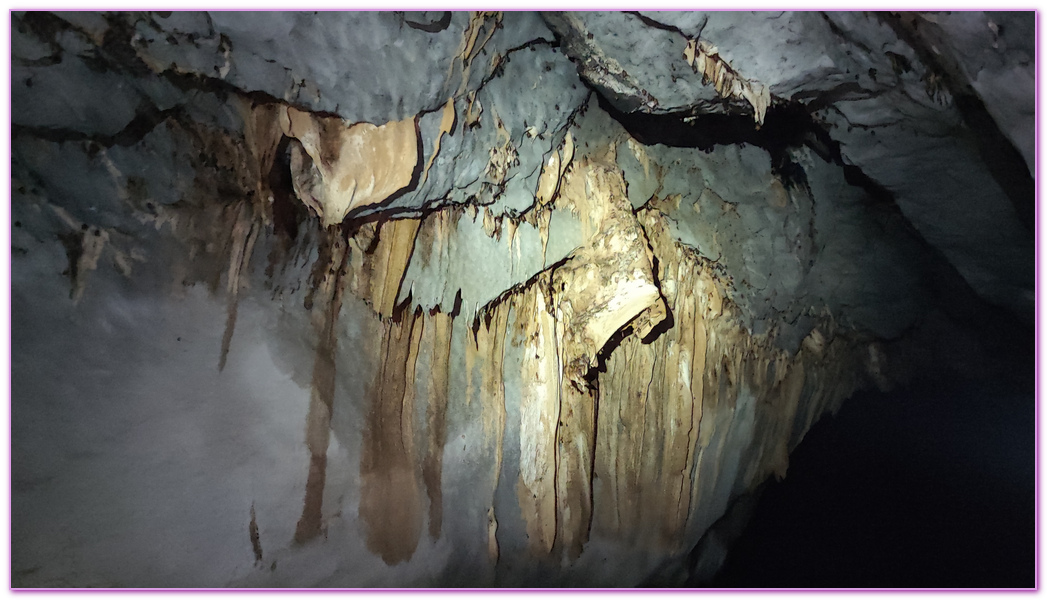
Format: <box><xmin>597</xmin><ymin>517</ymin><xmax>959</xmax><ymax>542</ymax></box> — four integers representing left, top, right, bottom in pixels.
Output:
<box><xmin>10</xmin><ymin>10</ymin><xmax>1032</xmax><ymax>588</ymax></box>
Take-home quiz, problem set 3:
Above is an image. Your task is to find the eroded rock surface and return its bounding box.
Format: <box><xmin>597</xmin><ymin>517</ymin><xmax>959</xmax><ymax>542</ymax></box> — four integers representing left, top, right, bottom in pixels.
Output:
<box><xmin>11</xmin><ymin>10</ymin><xmax>1033</xmax><ymax>587</ymax></box>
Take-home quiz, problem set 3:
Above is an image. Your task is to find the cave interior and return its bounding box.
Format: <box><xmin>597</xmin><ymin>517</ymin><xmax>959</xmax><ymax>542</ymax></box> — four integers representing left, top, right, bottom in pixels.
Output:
<box><xmin>8</xmin><ymin>9</ymin><xmax>1037</xmax><ymax>588</ymax></box>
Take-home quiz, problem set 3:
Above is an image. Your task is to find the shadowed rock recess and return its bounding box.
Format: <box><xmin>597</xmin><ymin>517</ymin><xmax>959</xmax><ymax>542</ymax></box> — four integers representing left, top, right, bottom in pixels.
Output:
<box><xmin>11</xmin><ymin>10</ymin><xmax>1034</xmax><ymax>587</ymax></box>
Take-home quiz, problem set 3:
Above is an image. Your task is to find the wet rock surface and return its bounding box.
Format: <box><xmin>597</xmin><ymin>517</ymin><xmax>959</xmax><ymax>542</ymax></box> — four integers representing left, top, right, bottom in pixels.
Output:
<box><xmin>11</xmin><ymin>10</ymin><xmax>1033</xmax><ymax>587</ymax></box>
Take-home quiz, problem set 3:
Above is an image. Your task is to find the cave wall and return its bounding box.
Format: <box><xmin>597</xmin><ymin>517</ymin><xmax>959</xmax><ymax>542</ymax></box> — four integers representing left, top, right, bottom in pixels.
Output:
<box><xmin>10</xmin><ymin>10</ymin><xmax>1034</xmax><ymax>587</ymax></box>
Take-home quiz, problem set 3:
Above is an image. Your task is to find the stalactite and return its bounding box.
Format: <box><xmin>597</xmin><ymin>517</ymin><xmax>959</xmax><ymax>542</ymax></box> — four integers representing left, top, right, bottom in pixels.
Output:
<box><xmin>585</xmin><ymin>205</ymin><xmax>880</xmax><ymax>555</ymax></box>
<box><xmin>218</xmin><ymin>201</ymin><xmax>260</xmax><ymax>372</ymax></box>
<box><xmin>14</xmin><ymin>9</ymin><xmax>1023</xmax><ymax>587</ymax></box>
<box><xmin>683</xmin><ymin>38</ymin><xmax>771</xmax><ymax>126</ymax></box>
<box><xmin>226</xmin><ymin>111</ymin><xmax>887</xmax><ymax>570</ymax></box>
<box><xmin>238</xmin><ymin>100</ymin><xmax>286</xmax><ymax>224</ymax></box>
<box><xmin>249</xmin><ymin>503</ymin><xmax>263</xmax><ymax>564</ymax></box>
<box><xmin>294</xmin><ymin>230</ymin><xmax>350</xmax><ymax>544</ymax></box>
<box><xmin>360</xmin><ymin>307</ymin><xmax>426</xmax><ymax>564</ymax></box>
<box><xmin>552</xmin><ymin>357</ymin><xmax>597</xmax><ymax>561</ymax></box>
<box><xmin>513</xmin><ymin>273</ymin><xmax>559</xmax><ymax>555</ymax></box>
<box><xmin>464</xmin><ymin>321</ymin><xmax>479</xmax><ymax>410</ymax></box>
<box><xmin>552</xmin><ymin>159</ymin><xmax>664</xmax><ymax>387</ymax></box>
<box><xmin>124</xmin><ymin>112</ymin><xmax>888</xmax><ymax>572</ymax></box>
<box><xmin>363</xmin><ymin>218</ymin><xmax>422</xmax><ymax>318</ymax></box>
<box><xmin>213</xmin><ymin>94</ymin><xmax>894</xmax><ymax>569</ymax></box>
<box><xmin>523</xmin><ymin>157</ymin><xmax>667</xmax><ymax>560</ymax></box>
<box><xmin>475</xmin><ymin>301</ymin><xmax>511</xmax><ymax>564</ymax></box>
<box><xmin>535</xmin><ymin>132</ymin><xmax>574</xmax><ymax>207</ymax></box>
<box><xmin>422</xmin><ymin>309</ymin><xmax>453</xmax><ymax>540</ymax></box>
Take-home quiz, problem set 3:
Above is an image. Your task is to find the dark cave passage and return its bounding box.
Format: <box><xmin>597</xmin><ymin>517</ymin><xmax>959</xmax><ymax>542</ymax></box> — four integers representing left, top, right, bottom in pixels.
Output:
<box><xmin>708</xmin><ymin>374</ymin><xmax>1036</xmax><ymax>589</ymax></box>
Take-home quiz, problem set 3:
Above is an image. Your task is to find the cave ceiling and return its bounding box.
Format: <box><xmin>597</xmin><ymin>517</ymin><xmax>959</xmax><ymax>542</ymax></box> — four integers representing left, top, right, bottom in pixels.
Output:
<box><xmin>9</xmin><ymin>10</ymin><xmax>1035</xmax><ymax>587</ymax></box>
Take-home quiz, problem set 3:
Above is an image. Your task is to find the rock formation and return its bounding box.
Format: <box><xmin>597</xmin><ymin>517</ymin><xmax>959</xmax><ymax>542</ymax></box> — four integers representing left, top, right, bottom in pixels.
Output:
<box><xmin>10</xmin><ymin>10</ymin><xmax>1034</xmax><ymax>587</ymax></box>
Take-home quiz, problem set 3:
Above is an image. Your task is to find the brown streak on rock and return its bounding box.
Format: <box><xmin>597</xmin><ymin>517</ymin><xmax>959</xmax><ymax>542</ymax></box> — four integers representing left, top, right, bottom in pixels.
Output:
<box><xmin>294</xmin><ymin>454</ymin><xmax>328</xmax><ymax>544</ymax></box>
<box><xmin>476</xmin><ymin>299</ymin><xmax>510</xmax><ymax>564</ymax></box>
<box><xmin>249</xmin><ymin>502</ymin><xmax>263</xmax><ymax>564</ymax></box>
<box><xmin>365</xmin><ymin>218</ymin><xmax>421</xmax><ymax>318</ymax></box>
<box><xmin>219</xmin><ymin>201</ymin><xmax>260</xmax><ymax>372</ymax></box>
<box><xmin>294</xmin><ymin>231</ymin><xmax>349</xmax><ymax>544</ymax></box>
<box><xmin>423</xmin><ymin>309</ymin><xmax>453</xmax><ymax>540</ymax></box>
<box><xmin>553</xmin><ymin>369</ymin><xmax>596</xmax><ymax>560</ymax></box>
<box><xmin>360</xmin><ymin>309</ymin><xmax>425</xmax><ymax>564</ymax></box>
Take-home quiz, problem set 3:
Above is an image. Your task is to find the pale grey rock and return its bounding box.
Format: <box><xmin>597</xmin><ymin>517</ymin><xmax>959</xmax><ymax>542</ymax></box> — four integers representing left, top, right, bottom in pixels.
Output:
<box><xmin>826</xmin><ymin>90</ymin><xmax>1033</xmax><ymax>319</ymax></box>
<box><xmin>543</xmin><ymin>11</ymin><xmax>717</xmax><ymax>114</ymax></box>
<box><xmin>928</xmin><ymin>11</ymin><xmax>1035</xmax><ymax>173</ymax></box>
<box><xmin>642</xmin><ymin>11</ymin><xmax>860</xmax><ymax>100</ymax></box>
<box><xmin>12</xmin><ymin>58</ymin><xmax>144</xmax><ymax>136</ymax></box>
<box><xmin>361</xmin><ymin>42</ymin><xmax>590</xmax><ymax>218</ymax></box>
<box><xmin>797</xmin><ymin>149</ymin><xmax>930</xmax><ymax>339</ymax></box>
<box><xmin>52</xmin><ymin>10</ymin><xmax>112</xmax><ymax>41</ymax></box>
<box><xmin>398</xmin><ymin>207</ymin><xmax>584</xmax><ymax>316</ymax></box>
<box><xmin>640</xmin><ymin>141</ymin><xmax>929</xmax><ymax>340</ymax></box>
<box><xmin>11</xmin><ymin>13</ymin><xmax>184</xmax><ymax>138</ymax></box>
<box><xmin>134</xmin><ymin>11</ymin><xmax>558</xmax><ymax>124</ymax></box>
<box><xmin>558</xmin><ymin>9</ymin><xmax>1032</xmax><ymax>322</ymax></box>
<box><xmin>12</xmin><ymin>120</ymin><xmax>202</xmax><ymax>233</ymax></box>
<box><xmin>12</xmin><ymin>138</ymin><xmax>127</xmax><ymax>228</ymax></box>
<box><xmin>616</xmin><ymin>141</ymin><xmax>660</xmax><ymax>209</ymax></box>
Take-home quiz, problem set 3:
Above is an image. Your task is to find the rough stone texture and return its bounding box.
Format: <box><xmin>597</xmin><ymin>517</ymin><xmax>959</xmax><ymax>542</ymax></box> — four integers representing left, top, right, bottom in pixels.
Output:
<box><xmin>549</xmin><ymin>10</ymin><xmax>1033</xmax><ymax>321</ymax></box>
<box><xmin>818</xmin><ymin>12</ymin><xmax>1034</xmax><ymax>321</ymax></box>
<box><xmin>11</xmin><ymin>10</ymin><xmax>1032</xmax><ymax>588</ymax></box>
<box><xmin>132</xmin><ymin>11</ymin><xmax>554</xmax><ymax>123</ymax></box>
<box><xmin>398</xmin><ymin>205</ymin><xmax>584</xmax><ymax>317</ymax></box>
<box><xmin>915</xmin><ymin>11</ymin><xmax>1035</xmax><ymax>174</ymax></box>
<box><xmin>543</xmin><ymin>11</ymin><xmax>717</xmax><ymax>114</ymax></box>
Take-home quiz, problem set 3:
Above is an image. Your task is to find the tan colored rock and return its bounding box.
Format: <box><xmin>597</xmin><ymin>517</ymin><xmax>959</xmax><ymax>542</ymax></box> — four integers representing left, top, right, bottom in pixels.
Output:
<box><xmin>513</xmin><ymin>275</ymin><xmax>560</xmax><ymax>555</ymax></box>
<box><xmin>281</xmin><ymin>106</ymin><xmax>420</xmax><ymax>226</ymax></box>
<box><xmin>360</xmin><ymin>309</ymin><xmax>426</xmax><ymax>565</ymax></box>
<box><xmin>684</xmin><ymin>38</ymin><xmax>771</xmax><ymax>126</ymax></box>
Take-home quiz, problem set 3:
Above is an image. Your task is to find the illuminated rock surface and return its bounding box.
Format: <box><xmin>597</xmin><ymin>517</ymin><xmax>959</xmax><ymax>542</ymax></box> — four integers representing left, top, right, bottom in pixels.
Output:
<box><xmin>11</xmin><ymin>10</ymin><xmax>1033</xmax><ymax>587</ymax></box>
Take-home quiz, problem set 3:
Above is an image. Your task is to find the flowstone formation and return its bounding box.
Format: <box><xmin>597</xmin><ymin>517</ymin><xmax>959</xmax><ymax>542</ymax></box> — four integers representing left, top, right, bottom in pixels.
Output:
<box><xmin>11</xmin><ymin>11</ymin><xmax>1033</xmax><ymax>587</ymax></box>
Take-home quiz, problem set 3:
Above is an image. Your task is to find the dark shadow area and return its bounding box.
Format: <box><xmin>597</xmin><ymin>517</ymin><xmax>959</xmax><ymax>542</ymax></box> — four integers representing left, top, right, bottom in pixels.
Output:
<box><xmin>596</xmin><ymin>92</ymin><xmax>815</xmax><ymax>159</ymax></box>
<box><xmin>708</xmin><ymin>374</ymin><xmax>1035</xmax><ymax>588</ymax></box>
<box><xmin>881</xmin><ymin>11</ymin><xmax>1035</xmax><ymax>233</ymax></box>
<box><xmin>268</xmin><ymin>135</ymin><xmax>310</xmax><ymax>244</ymax></box>
<box><xmin>594</xmin><ymin>93</ymin><xmax>902</xmax><ymax>219</ymax></box>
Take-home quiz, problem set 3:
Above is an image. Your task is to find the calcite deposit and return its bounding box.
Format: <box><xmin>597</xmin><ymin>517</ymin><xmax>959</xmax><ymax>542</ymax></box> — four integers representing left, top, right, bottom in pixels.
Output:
<box><xmin>10</xmin><ymin>10</ymin><xmax>1033</xmax><ymax>587</ymax></box>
